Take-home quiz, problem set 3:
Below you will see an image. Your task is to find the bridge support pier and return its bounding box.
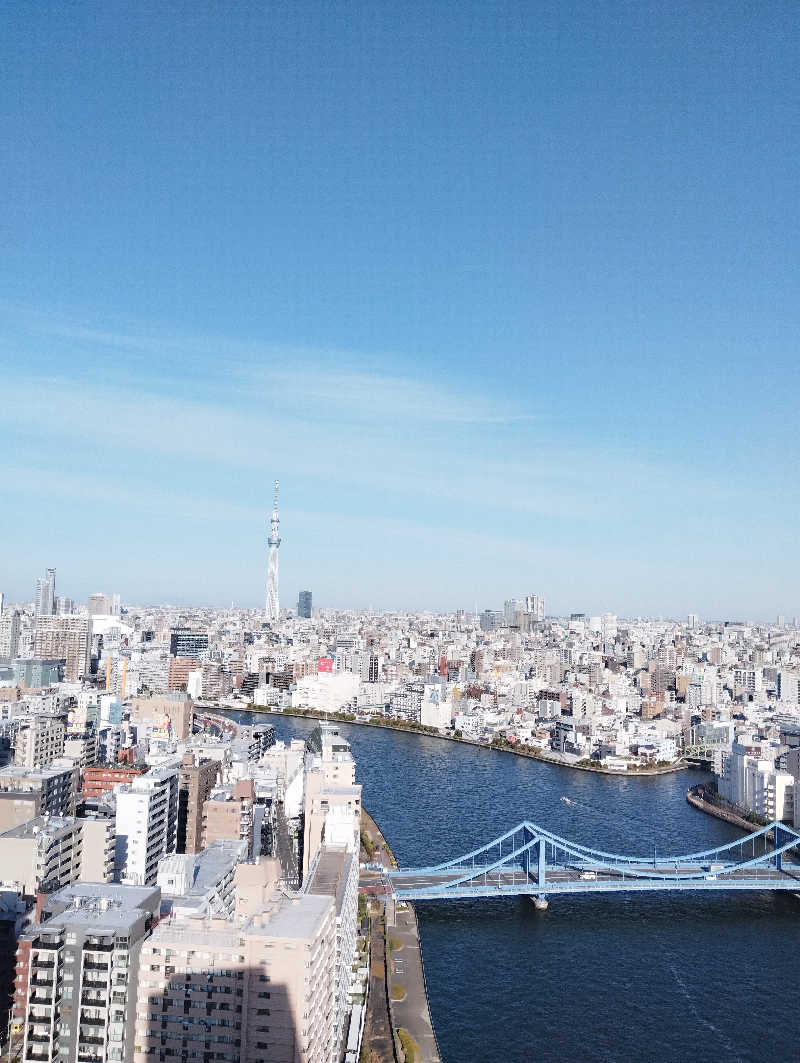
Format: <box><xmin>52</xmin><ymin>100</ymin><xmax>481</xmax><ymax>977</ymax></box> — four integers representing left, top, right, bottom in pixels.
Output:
<box><xmin>532</xmin><ymin>895</ymin><xmax>548</xmax><ymax>911</ymax></box>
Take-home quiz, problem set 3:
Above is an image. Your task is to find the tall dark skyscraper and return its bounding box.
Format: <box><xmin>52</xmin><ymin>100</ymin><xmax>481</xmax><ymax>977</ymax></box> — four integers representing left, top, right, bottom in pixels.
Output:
<box><xmin>298</xmin><ymin>590</ymin><xmax>312</xmax><ymax>618</ymax></box>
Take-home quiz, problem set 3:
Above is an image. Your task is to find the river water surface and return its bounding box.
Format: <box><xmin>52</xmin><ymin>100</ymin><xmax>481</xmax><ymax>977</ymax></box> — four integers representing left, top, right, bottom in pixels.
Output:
<box><xmin>228</xmin><ymin>712</ymin><xmax>798</xmax><ymax>1063</ymax></box>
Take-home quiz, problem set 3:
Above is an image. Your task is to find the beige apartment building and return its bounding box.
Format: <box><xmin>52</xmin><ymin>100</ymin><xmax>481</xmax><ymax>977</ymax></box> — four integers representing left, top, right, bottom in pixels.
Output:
<box><xmin>32</xmin><ymin>617</ymin><xmax>91</xmax><ymax>681</ymax></box>
<box><xmin>201</xmin><ymin>779</ymin><xmax>254</xmax><ymax>857</ymax></box>
<box><xmin>14</xmin><ymin>714</ymin><xmax>67</xmax><ymax>769</ymax></box>
<box><xmin>301</xmin><ymin>726</ymin><xmax>361</xmax><ymax>881</ymax></box>
<box><xmin>63</xmin><ymin>729</ymin><xmax>99</xmax><ymax>773</ymax></box>
<box><xmin>128</xmin><ymin>696</ymin><xmax>194</xmax><ymax>740</ymax></box>
<box><xmin>133</xmin><ymin>881</ymin><xmax>336</xmax><ymax>1063</ymax></box>
<box><xmin>0</xmin><ymin>814</ymin><xmax>113</xmax><ymax>898</ymax></box>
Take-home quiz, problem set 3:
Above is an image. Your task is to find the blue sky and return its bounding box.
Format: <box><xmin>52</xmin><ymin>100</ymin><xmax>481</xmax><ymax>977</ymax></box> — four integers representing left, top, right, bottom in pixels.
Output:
<box><xmin>2</xmin><ymin>2</ymin><xmax>798</xmax><ymax>617</ymax></box>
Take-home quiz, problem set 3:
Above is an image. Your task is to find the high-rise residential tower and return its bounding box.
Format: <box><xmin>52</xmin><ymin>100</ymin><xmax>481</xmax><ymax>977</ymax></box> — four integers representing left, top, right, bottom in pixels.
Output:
<box><xmin>34</xmin><ymin>568</ymin><xmax>56</xmax><ymax>616</ymax></box>
<box><xmin>33</xmin><ymin>616</ymin><xmax>91</xmax><ymax>681</ymax></box>
<box><xmin>525</xmin><ymin>593</ymin><xmax>546</xmax><ymax>622</ymax></box>
<box><xmin>266</xmin><ymin>479</ymin><xmax>281</xmax><ymax>622</ymax></box>
<box><xmin>87</xmin><ymin>592</ymin><xmax>111</xmax><ymax>616</ymax></box>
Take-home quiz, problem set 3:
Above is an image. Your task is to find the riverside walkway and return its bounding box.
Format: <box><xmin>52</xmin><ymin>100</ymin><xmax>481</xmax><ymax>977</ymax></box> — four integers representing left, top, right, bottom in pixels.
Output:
<box><xmin>388</xmin><ymin>819</ymin><xmax>800</xmax><ymax>906</ymax></box>
<box><xmin>361</xmin><ymin>812</ymin><xmax>440</xmax><ymax>1063</ymax></box>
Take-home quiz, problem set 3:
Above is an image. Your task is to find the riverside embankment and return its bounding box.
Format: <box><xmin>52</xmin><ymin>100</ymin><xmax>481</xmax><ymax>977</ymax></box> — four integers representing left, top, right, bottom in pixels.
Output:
<box><xmin>686</xmin><ymin>783</ymin><xmax>770</xmax><ymax>834</ymax></box>
<box><xmin>239</xmin><ymin>705</ymin><xmax>686</xmax><ymax>777</ymax></box>
<box><xmin>361</xmin><ymin>811</ymin><xmax>441</xmax><ymax>1063</ymax></box>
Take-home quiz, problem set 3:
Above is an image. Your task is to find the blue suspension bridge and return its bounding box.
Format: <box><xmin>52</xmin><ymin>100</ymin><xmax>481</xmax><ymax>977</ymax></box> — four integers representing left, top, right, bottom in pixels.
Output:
<box><xmin>386</xmin><ymin>820</ymin><xmax>800</xmax><ymax>909</ymax></box>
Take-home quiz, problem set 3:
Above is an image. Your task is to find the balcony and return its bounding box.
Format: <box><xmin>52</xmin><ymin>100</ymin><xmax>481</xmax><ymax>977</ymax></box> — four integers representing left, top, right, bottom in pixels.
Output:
<box><xmin>79</xmin><ymin>1016</ymin><xmax>106</xmax><ymax>1027</ymax></box>
<box><xmin>28</xmin><ymin>1008</ymin><xmax>58</xmax><ymax>1024</ymax></box>
<box><xmin>78</xmin><ymin>1037</ymin><xmax>105</xmax><ymax>1047</ymax></box>
<box><xmin>83</xmin><ymin>963</ymin><xmax>109</xmax><ymax>972</ymax></box>
<box><xmin>26</xmin><ymin>1035</ymin><xmax>51</xmax><ymax>1044</ymax></box>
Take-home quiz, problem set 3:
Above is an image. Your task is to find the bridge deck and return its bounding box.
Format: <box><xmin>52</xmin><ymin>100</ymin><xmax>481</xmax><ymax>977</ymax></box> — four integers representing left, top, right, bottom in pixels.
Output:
<box><xmin>391</xmin><ymin>864</ymin><xmax>800</xmax><ymax>899</ymax></box>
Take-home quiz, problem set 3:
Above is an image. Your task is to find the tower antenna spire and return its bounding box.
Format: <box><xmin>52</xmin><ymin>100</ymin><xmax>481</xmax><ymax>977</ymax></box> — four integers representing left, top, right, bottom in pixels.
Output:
<box><xmin>266</xmin><ymin>479</ymin><xmax>281</xmax><ymax>622</ymax></box>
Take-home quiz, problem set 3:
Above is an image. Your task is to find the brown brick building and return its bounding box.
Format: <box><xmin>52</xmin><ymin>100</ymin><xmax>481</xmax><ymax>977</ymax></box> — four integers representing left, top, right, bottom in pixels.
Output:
<box><xmin>176</xmin><ymin>752</ymin><xmax>220</xmax><ymax>854</ymax></box>
<box><xmin>82</xmin><ymin>765</ymin><xmax>143</xmax><ymax>799</ymax></box>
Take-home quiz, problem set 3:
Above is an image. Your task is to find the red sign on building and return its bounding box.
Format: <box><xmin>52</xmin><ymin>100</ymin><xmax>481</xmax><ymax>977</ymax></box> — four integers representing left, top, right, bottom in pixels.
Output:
<box><xmin>317</xmin><ymin>657</ymin><xmax>333</xmax><ymax>673</ymax></box>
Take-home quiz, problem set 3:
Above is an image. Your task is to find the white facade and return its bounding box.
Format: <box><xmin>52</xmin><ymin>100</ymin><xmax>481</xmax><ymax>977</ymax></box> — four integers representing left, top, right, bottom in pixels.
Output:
<box><xmin>719</xmin><ymin>743</ymin><xmax>795</xmax><ymax>822</ymax></box>
<box><xmin>115</xmin><ymin>767</ymin><xmax>178</xmax><ymax>886</ymax></box>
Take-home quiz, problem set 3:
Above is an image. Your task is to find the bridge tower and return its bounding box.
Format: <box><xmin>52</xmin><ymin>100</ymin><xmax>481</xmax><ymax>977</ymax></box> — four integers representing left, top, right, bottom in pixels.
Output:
<box><xmin>521</xmin><ymin>824</ymin><xmax>548</xmax><ymax>909</ymax></box>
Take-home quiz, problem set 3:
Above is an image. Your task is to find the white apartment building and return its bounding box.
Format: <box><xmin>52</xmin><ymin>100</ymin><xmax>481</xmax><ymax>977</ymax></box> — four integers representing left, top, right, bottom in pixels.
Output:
<box><xmin>0</xmin><ymin>611</ymin><xmax>21</xmax><ymax>658</ymax></box>
<box><xmin>115</xmin><ymin>768</ymin><xmax>179</xmax><ymax>886</ymax></box>
<box><xmin>64</xmin><ymin>730</ymin><xmax>99</xmax><ymax>772</ymax></box>
<box><xmin>291</xmin><ymin>673</ymin><xmax>360</xmax><ymax>715</ymax></box>
<box><xmin>777</xmin><ymin>670</ymin><xmax>800</xmax><ymax>703</ymax></box>
<box><xmin>719</xmin><ymin>743</ymin><xmax>795</xmax><ymax>821</ymax></box>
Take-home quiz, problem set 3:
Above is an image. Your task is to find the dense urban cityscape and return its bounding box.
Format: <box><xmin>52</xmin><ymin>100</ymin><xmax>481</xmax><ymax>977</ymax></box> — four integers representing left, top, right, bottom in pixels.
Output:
<box><xmin>5</xmin><ymin>3</ymin><xmax>798</xmax><ymax>1060</ymax></box>
<box><xmin>2</xmin><ymin>501</ymin><xmax>800</xmax><ymax>1062</ymax></box>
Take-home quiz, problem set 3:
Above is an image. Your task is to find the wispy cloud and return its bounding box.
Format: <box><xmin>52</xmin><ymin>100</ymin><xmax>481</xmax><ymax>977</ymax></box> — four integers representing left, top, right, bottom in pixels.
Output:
<box><xmin>5</xmin><ymin>305</ymin><xmax>528</xmax><ymax>427</ymax></box>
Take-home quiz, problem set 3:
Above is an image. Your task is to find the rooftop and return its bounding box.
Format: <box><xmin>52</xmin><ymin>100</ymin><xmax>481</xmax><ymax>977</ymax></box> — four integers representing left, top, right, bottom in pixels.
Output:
<box><xmin>305</xmin><ymin>846</ymin><xmax>353</xmax><ymax>913</ymax></box>
<box><xmin>1</xmin><ymin>815</ymin><xmax>75</xmax><ymax>839</ymax></box>
<box><xmin>248</xmin><ymin>890</ymin><xmax>333</xmax><ymax>941</ymax></box>
<box><xmin>159</xmin><ymin>840</ymin><xmax>245</xmax><ymax>899</ymax></box>
<box><xmin>29</xmin><ymin>882</ymin><xmax>160</xmax><ymax>934</ymax></box>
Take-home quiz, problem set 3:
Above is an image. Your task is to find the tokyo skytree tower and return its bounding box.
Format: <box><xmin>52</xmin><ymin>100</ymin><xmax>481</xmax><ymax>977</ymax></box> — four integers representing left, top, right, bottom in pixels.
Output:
<box><xmin>266</xmin><ymin>480</ymin><xmax>281</xmax><ymax>622</ymax></box>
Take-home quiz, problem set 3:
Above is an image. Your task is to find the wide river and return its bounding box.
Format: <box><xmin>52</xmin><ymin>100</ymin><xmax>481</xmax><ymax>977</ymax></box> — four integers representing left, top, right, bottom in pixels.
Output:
<box><xmin>227</xmin><ymin>712</ymin><xmax>798</xmax><ymax>1063</ymax></box>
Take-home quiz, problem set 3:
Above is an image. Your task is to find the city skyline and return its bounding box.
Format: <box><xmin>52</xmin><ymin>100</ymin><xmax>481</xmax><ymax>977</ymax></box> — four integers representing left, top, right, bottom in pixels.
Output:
<box><xmin>3</xmin><ymin>4</ymin><xmax>798</xmax><ymax>616</ymax></box>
